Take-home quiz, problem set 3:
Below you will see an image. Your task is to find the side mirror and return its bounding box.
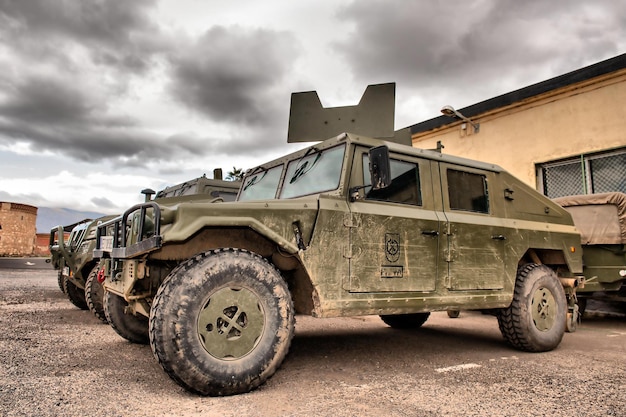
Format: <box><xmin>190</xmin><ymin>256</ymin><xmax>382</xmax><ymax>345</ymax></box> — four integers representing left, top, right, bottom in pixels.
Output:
<box><xmin>369</xmin><ymin>145</ymin><xmax>391</xmax><ymax>190</ymax></box>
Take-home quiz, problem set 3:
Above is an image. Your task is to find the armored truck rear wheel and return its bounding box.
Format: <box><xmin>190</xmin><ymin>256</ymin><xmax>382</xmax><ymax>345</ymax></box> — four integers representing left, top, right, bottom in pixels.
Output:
<box><xmin>497</xmin><ymin>264</ymin><xmax>566</xmax><ymax>352</ymax></box>
<box><xmin>149</xmin><ymin>248</ymin><xmax>295</xmax><ymax>396</ymax></box>
<box><xmin>85</xmin><ymin>266</ymin><xmax>107</xmax><ymax>324</ymax></box>
<box><xmin>104</xmin><ymin>292</ymin><xmax>149</xmax><ymax>344</ymax></box>
<box><xmin>380</xmin><ymin>312</ymin><xmax>430</xmax><ymax>328</ymax></box>
<box><xmin>63</xmin><ymin>277</ymin><xmax>88</xmax><ymax>310</ymax></box>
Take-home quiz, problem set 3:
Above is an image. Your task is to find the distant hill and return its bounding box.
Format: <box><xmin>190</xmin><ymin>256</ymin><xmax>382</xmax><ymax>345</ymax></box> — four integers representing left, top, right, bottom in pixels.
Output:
<box><xmin>36</xmin><ymin>207</ymin><xmax>107</xmax><ymax>234</ymax></box>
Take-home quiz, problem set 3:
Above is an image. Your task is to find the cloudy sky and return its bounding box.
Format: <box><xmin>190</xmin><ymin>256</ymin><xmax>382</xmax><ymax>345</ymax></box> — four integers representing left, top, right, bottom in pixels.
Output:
<box><xmin>0</xmin><ymin>0</ymin><xmax>624</xmax><ymax>214</ymax></box>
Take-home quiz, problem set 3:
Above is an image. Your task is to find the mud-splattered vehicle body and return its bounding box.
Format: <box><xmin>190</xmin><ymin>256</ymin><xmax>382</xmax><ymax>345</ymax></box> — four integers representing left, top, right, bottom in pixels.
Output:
<box><xmin>96</xmin><ymin>84</ymin><xmax>584</xmax><ymax>396</ymax></box>
<box><xmin>554</xmin><ymin>192</ymin><xmax>626</xmax><ymax>312</ymax></box>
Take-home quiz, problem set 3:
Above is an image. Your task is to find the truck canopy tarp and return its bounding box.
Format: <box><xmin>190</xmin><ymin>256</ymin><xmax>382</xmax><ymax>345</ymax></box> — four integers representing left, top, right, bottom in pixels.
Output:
<box><xmin>553</xmin><ymin>192</ymin><xmax>626</xmax><ymax>245</ymax></box>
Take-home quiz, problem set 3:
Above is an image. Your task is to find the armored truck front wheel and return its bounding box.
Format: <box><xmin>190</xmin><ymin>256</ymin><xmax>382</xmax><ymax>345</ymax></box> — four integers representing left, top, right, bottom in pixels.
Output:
<box><xmin>57</xmin><ymin>272</ymin><xmax>66</xmax><ymax>294</ymax></box>
<box><xmin>447</xmin><ymin>309</ymin><xmax>461</xmax><ymax>318</ymax></box>
<box><xmin>380</xmin><ymin>312</ymin><xmax>431</xmax><ymax>328</ymax></box>
<box><xmin>497</xmin><ymin>263</ymin><xmax>566</xmax><ymax>352</ymax></box>
<box><xmin>63</xmin><ymin>277</ymin><xmax>88</xmax><ymax>310</ymax></box>
<box><xmin>85</xmin><ymin>266</ymin><xmax>107</xmax><ymax>324</ymax></box>
<box><xmin>103</xmin><ymin>291</ymin><xmax>149</xmax><ymax>344</ymax></box>
<box><xmin>149</xmin><ymin>248</ymin><xmax>295</xmax><ymax>396</ymax></box>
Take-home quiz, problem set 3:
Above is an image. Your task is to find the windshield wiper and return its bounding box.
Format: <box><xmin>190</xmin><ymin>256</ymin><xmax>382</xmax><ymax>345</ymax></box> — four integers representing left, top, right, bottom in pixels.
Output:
<box><xmin>243</xmin><ymin>170</ymin><xmax>268</xmax><ymax>191</ymax></box>
<box><xmin>289</xmin><ymin>149</ymin><xmax>321</xmax><ymax>184</ymax></box>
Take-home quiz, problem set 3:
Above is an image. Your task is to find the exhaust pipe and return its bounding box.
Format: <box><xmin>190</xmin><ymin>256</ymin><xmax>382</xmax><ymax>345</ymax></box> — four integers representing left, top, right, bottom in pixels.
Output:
<box><xmin>559</xmin><ymin>278</ymin><xmax>578</xmax><ymax>288</ymax></box>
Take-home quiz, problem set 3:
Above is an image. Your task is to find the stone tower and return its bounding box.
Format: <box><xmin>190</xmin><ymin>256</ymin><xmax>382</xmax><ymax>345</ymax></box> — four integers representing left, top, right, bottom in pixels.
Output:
<box><xmin>0</xmin><ymin>202</ymin><xmax>38</xmax><ymax>256</ymax></box>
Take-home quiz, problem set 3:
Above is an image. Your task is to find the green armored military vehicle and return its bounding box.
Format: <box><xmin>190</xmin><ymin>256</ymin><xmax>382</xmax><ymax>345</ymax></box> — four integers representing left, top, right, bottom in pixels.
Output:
<box><xmin>49</xmin><ymin>219</ymin><xmax>87</xmax><ymax>295</ymax></box>
<box><xmin>50</xmin><ymin>216</ymin><xmax>116</xmax><ymax>315</ymax></box>
<box><xmin>97</xmin><ymin>84</ymin><xmax>583</xmax><ymax>396</ymax></box>
<box><xmin>50</xmin><ymin>171</ymin><xmax>240</xmax><ymax>323</ymax></box>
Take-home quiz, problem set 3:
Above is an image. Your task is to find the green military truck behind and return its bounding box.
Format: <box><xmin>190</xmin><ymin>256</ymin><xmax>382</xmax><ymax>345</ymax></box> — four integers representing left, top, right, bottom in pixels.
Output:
<box><xmin>554</xmin><ymin>192</ymin><xmax>626</xmax><ymax>313</ymax></box>
<box><xmin>50</xmin><ymin>172</ymin><xmax>240</xmax><ymax>323</ymax></box>
<box><xmin>97</xmin><ymin>84</ymin><xmax>584</xmax><ymax>396</ymax></box>
<box><xmin>50</xmin><ymin>215</ymin><xmax>117</xmax><ymax>316</ymax></box>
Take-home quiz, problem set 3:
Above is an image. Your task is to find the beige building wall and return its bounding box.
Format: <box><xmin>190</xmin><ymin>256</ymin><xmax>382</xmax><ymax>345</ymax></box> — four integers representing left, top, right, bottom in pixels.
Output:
<box><xmin>411</xmin><ymin>69</ymin><xmax>626</xmax><ymax>188</ymax></box>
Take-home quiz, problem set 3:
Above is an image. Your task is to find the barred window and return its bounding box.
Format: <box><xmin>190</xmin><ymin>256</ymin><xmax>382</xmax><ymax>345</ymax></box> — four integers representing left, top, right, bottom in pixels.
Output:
<box><xmin>537</xmin><ymin>148</ymin><xmax>626</xmax><ymax>198</ymax></box>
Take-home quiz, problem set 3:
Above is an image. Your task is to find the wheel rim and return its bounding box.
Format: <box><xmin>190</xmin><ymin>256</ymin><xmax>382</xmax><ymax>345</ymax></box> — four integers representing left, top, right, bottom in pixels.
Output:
<box><xmin>197</xmin><ymin>286</ymin><xmax>265</xmax><ymax>359</ymax></box>
<box><xmin>531</xmin><ymin>286</ymin><xmax>556</xmax><ymax>331</ymax></box>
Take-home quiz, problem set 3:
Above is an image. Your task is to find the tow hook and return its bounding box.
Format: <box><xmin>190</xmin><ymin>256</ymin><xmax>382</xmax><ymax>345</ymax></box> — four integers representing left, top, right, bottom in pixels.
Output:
<box><xmin>97</xmin><ymin>268</ymin><xmax>106</xmax><ymax>284</ymax></box>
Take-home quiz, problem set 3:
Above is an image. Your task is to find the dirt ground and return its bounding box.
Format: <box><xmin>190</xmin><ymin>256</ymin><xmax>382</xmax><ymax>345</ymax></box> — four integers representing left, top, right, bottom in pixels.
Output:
<box><xmin>1</xmin><ymin>264</ymin><xmax>625</xmax><ymax>417</ymax></box>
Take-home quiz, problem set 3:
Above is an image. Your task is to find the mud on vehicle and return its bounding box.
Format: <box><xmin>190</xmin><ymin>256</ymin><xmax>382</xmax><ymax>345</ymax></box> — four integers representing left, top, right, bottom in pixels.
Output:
<box><xmin>96</xmin><ymin>84</ymin><xmax>584</xmax><ymax>396</ymax></box>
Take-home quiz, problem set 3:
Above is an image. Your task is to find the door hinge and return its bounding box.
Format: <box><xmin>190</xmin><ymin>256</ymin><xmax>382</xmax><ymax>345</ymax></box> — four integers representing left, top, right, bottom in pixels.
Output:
<box><xmin>343</xmin><ymin>213</ymin><xmax>361</xmax><ymax>228</ymax></box>
<box><xmin>343</xmin><ymin>244</ymin><xmax>352</xmax><ymax>259</ymax></box>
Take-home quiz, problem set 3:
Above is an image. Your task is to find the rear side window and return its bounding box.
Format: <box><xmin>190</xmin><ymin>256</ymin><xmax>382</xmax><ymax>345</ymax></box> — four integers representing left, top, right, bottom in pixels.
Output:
<box><xmin>447</xmin><ymin>169</ymin><xmax>489</xmax><ymax>213</ymax></box>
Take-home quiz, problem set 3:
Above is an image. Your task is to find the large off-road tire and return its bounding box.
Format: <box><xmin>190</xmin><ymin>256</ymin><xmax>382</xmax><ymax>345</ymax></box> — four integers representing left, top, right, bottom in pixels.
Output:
<box><xmin>150</xmin><ymin>248</ymin><xmax>295</xmax><ymax>396</ymax></box>
<box><xmin>380</xmin><ymin>312</ymin><xmax>431</xmax><ymax>328</ymax></box>
<box><xmin>447</xmin><ymin>309</ymin><xmax>461</xmax><ymax>318</ymax></box>
<box><xmin>63</xmin><ymin>277</ymin><xmax>88</xmax><ymax>310</ymax></box>
<box><xmin>104</xmin><ymin>292</ymin><xmax>149</xmax><ymax>344</ymax></box>
<box><xmin>497</xmin><ymin>264</ymin><xmax>566</xmax><ymax>352</ymax></box>
<box><xmin>85</xmin><ymin>267</ymin><xmax>108</xmax><ymax>324</ymax></box>
<box><xmin>57</xmin><ymin>272</ymin><xmax>66</xmax><ymax>294</ymax></box>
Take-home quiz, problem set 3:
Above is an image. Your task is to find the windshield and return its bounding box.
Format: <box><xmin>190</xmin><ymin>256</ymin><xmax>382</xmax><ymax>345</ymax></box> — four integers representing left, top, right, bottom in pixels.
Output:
<box><xmin>238</xmin><ymin>165</ymin><xmax>283</xmax><ymax>201</ymax></box>
<box><xmin>237</xmin><ymin>144</ymin><xmax>346</xmax><ymax>201</ymax></box>
<box><xmin>280</xmin><ymin>144</ymin><xmax>345</xmax><ymax>199</ymax></box>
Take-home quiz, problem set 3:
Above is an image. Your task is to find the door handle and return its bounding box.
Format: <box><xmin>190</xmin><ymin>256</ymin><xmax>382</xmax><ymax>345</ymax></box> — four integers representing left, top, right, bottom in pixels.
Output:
<box><xmin>491</xmin><ymin>235</ymin><xmax>506</xmax><ymax>240</ymax></box>
<box><xmin>422</xmin><ymin>230</ymin><xmax>439</xmax><ymax>237</ymax></box>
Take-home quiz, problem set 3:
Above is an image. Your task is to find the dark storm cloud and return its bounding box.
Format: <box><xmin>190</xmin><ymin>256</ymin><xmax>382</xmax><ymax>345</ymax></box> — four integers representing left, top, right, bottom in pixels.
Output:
<box><xmin>334</xmin><ymin>0</ymin><xmax>626</xmax><ymax>95</ymax></box>
<box><xmin>0</xmin><ymin>0</ymin><xmax>201</xmax><ymax>166</ymax></box>
<box><xmin>0</xmin><ymin>71</ymin><xmax>207</xmax><ymax>166</ymax></box>
<box><xmin>0</xmin><ymin>190</ymin><xmax>47</xmax><ymax>206</ymax></box>
<box><xmin>90</xmin><ymin>196</ymin><xmax>116</xmax><ymax>209</ymax></box>
<box><xmin>0</xmin><ymin>0</ymin><xmax>162</xmax><ymax>73</ymax></box>
<box><xmin>0</xmin><ymin>73</ymin><xmax>210</xmax><ymax>167</ymax></box>
<box><xmin>0</xmin><ymin>116</ymin><xmax>210</xmax><ymax>167</ymax></box>
<box><xmin>169</xmin><ymin>26</ymin><xmax>299</xmax><ymax>127</ymax></box>
<box><xmin>0</xmin><ymin>1</ymin><xmax>301</xmax><ymax>165</ymax></box>
<box><xmin>0</xmin><ymin>73</ymin><xmax>132</xmax><ymax>127</ymax></box>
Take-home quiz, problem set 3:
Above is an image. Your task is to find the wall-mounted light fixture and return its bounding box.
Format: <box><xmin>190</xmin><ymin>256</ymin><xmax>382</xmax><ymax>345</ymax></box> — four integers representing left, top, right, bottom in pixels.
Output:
<box><xmin>441</xmin><ymin>105</ymin><xmax>480</xmax><ymax>133</ymax></box>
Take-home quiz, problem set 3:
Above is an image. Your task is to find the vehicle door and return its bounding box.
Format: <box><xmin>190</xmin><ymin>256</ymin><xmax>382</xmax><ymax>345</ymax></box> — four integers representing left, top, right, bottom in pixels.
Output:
<box><xmin>438</xmin><ymin>164</ymin><xmax>507</xmax><ymax>290</ymax></box>
<box><xmin>348</xmin><ymin>148</ymin><xmax>442</xmax><ymax>292</ymax></box>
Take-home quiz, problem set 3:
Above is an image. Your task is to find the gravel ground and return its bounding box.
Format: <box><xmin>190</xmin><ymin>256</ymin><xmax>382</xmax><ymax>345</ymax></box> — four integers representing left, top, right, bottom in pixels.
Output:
<box><xmin>1</xmin><ymin>265</ymin><xmax>625</xmax><ymax>417</ymax></box>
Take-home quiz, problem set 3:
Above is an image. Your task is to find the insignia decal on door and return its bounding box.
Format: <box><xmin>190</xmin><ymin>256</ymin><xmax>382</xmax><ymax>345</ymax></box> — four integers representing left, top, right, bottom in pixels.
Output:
<box><xmin>385</xmin><ymin>233</ymin><xmax>400</xmax><ymax>263</ymax></box>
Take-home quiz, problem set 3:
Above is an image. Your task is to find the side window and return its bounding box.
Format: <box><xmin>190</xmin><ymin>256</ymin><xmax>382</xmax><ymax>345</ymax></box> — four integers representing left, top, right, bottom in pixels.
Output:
<box><xmin>447</xmin><ymin>169</ymin><xmax>489</xmax><ymax>213</ymax></box>
<box><xmin>362</xmin><ymin>155</ymin><xmax>422</xmax><ymax>205</ymax></box>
